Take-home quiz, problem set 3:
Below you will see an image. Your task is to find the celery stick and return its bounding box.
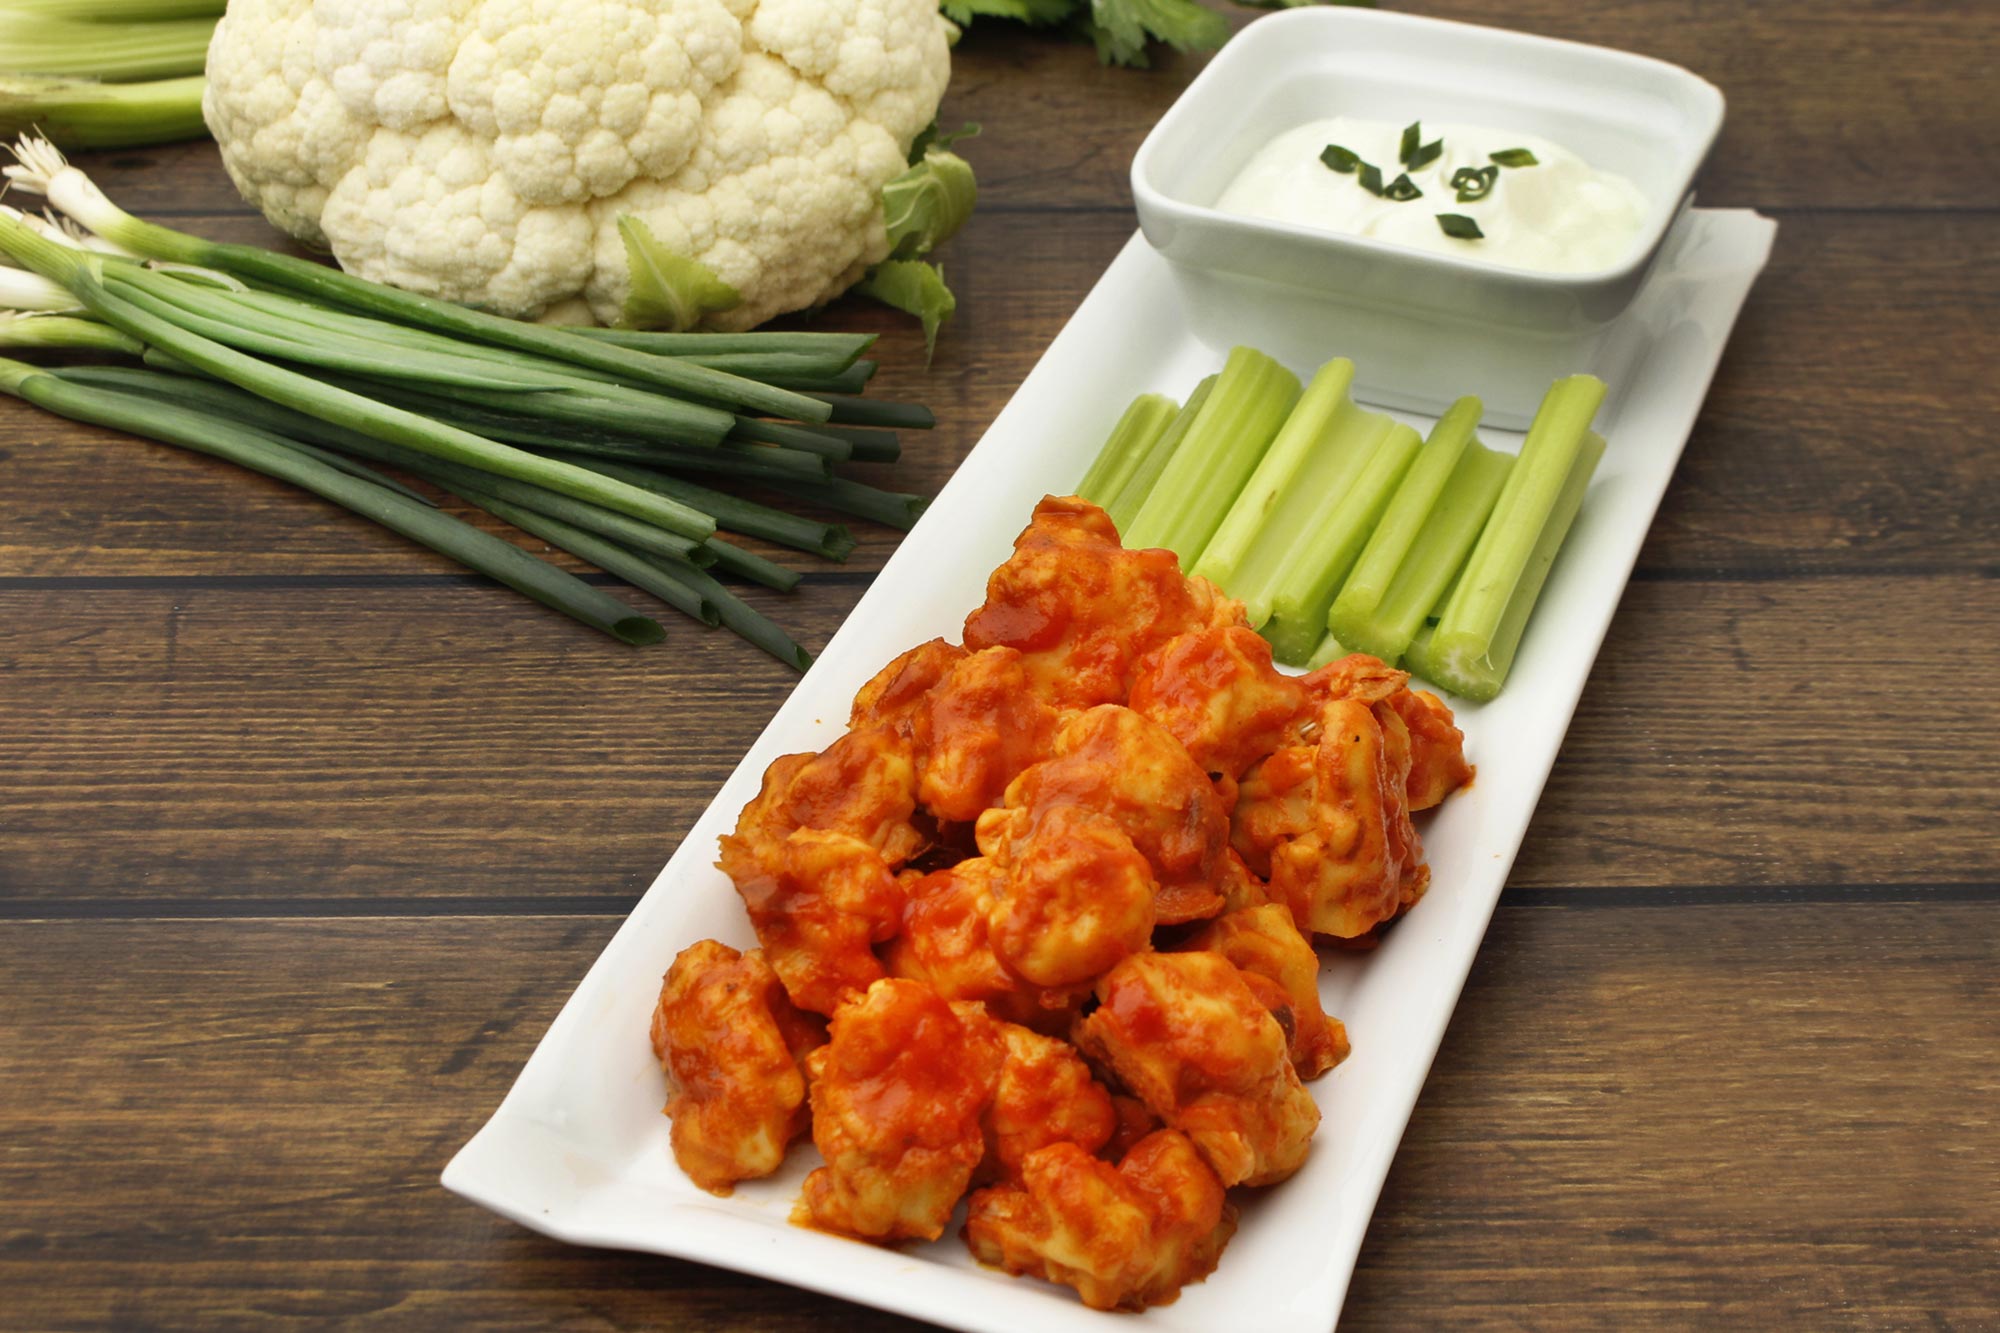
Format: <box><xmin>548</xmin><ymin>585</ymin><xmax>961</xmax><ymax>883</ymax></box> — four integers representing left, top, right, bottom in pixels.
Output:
<box><xmin>1193</xmin><ymin>358</ymin><xmax>1357</xmax><ymax>590</ymax></box>
<box><xmin>1402</xmin><ymin>623</ymin><xmax>1441</xmax><ymax>684</ymax></box>
<box><xmin>1262</xmin><ymin>421</ymin><xmax>1422</xmax><ymax>665</ymax></box>
<box><xmin>1106</xmin><ymin>375</ymin><xmax>1213</xmax><ymax>532</ymax></box>
<box><xmin>1324</xmin><ymin>396</ymin><xmax>1482</xmax><ymax>648</ymax></box>
<box><xmin>1305</xmin><ymin>630</ymin><xmax>1350</xmax><ymax>670</ymax></box>
<box><xmin>1420</xmin><ymin>431</ymin><xmax>1604</xmax><ymax>700</ymax></box>
<box><xmin>1078</xmin><ymin>392</ymin><xmax>1178</xmax><ymax>507</ymax></box>
<box><xmin>1122</xmin><ymin>346</ymin><xmax>1300</xmax><ymax>565</ymax></box>
<box><xmin>1426</xmin><ymin>375</ymin><xmax>1605</xmax><ymax>695</ymax></box>
<box><xmin>1424</xmin><ymin>368</ymin><xmax>1608</xmax><ymax>696</ymax></box>
<box><xmin>1219</xmin><ymin>398</ymin><xmax>1392</xmax><ymax>626</ymax></box>
<box><xmin>1330</xmin><ymin>432</ymin><xmax>1513</xmax><ymax>663</ymax></box>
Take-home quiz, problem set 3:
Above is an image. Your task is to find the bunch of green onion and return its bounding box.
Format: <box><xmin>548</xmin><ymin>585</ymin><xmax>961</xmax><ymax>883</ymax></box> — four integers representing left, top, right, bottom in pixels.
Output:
<box><xmin>0</xmin><ymin>135</ymin><xmax>937</xmax><ymax>665</ymax></box>
<box><xmin>0</xmin><ymin>0</ymin><xmax>215</xmax><ymax>149</ymax></box>
<box><xmin>1079</xmin><ymin>348</ymin><xmax>1605</xmax><ymax>701</ymax></box>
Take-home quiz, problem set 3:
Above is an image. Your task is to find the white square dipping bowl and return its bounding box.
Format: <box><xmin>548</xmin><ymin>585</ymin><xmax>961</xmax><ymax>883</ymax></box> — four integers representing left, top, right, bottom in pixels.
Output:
<box><xmin>1131</xmin><ymin>7</ymin><xmax>1725</xmax><ymax>427</ymax></box>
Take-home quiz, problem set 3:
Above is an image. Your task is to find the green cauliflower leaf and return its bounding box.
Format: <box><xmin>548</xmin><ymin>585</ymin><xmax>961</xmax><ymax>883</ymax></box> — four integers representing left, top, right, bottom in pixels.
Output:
<box><xmin>881</xmin><ymin>147</ymin><xmax>978</xmax><ymax>260</ymax></box>
<box><xmin>854</xmin><ymin>260</ymin><xmax>956</xmax><ymax>363</ymax></box>
<box><xmin>616</xmin><ymin>215</ymin><xmax>741</xmax><ymax>331</ymax></box>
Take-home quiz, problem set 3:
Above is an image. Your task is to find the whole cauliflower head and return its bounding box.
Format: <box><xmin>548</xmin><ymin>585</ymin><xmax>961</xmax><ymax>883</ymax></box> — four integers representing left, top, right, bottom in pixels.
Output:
<box><xmin>203</xmin><ymin>0</ymin><xmax>953</xmax><ymax>329</ymax></box>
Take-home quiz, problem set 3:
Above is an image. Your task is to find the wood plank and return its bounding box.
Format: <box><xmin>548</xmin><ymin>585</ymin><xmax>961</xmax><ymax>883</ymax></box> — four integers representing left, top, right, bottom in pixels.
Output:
<box><xmin>1</xmin><ymin>575</ymin><xmax>1992</xmax><ymax>905</ymax></box>
<box><xmin>71</xmin><ymin>1</ymin><xmax>2000</xmax><ymax>219</ymax></box>
<box><xmin>1</xmin><ymin>210</ymin><xmax>1994</xmax><ymax>580</ymax></box>
<box><xmin>0</xmin><ymin>903</ymin><xmax>1992</xmax><ymax>1328</ymax></box>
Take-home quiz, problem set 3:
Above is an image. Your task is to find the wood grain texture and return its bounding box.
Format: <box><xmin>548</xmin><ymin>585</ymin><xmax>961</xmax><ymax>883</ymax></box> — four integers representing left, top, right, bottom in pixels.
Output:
<box><xmin>1</xmin><ymin>905</ymin><xmax>1992</xmax><ymax>1329</ymax></box>
<box><xmin>2</xmin><ymin>575</ymin><xmax>1993</xmax><ymax>906</ymax></box>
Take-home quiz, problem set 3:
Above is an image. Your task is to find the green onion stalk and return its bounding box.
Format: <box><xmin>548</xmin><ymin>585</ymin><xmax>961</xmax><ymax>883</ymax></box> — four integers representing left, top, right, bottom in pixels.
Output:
<box><xmin>0</xmin><ymin>354</ymin><xmax>666</xmax><ymax>644</ymax></box>
<box><xmin>0</xmin><ymin>210</ymin><xmax>737</xmax><ymax>536</ymax></box>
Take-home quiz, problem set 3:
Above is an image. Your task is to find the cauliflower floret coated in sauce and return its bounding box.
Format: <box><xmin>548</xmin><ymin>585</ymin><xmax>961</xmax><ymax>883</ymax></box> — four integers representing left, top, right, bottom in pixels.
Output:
<box><xmin>204</xmin><ymin>0</ymin><xmax>952</xmax><ymax>328</ymax></box>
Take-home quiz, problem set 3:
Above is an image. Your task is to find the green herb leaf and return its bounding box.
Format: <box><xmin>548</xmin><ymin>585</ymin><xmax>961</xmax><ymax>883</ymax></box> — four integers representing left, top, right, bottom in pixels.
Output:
<box><xmin>615</xmin><ymin>215</ymin><xmax>741</xmax><ymax>331</ymax></box>
<box><xmin>1384</xmin><ymin>171</ymin><xmax>1423</xmax><ymax>202</ymax></box>
<box><xmin>1408</xmin><ymin>137</ymin><xmax>1444</xmax><ymax>171</ymax></box>
<box><xmin>1451</xmin><ymin>164</ymin><xmax>1498</xmax><ymax>202</ymax></box>
<box><xmin>853</xmin><ymin>260</ymin><xmax>956</xmax><ymax>363</ymax></box>
<box><xmin>1398</xmin><ymin>121</ymin><xmax>1421</xmax><ymax>166</ymax></box>
<box><xmin>1489</xmin><ymin>147</ymin><xmax>1540</xmax><ymax>168</ymax></box>
<box><xmin>880</xmin><ymin>148</ymin><xmax>977</xmax><ymax>260</ymax></box>
<box><xmin>1435</xmin><ymin>212</ymin><xmax>1485</xmax><ymax>240</ymax></box>
<box><xmin>1087</xmin><ymin>0</ymin><xmax>1229</xmax><ymax>68</ymax></box>
<box><xmin>1357</xmin><ymin>162</ymin><xmax>1384</xmax><ymax>196</ymax></box>
<box><xmin>1320</xmin><ymin>143</ymin><xmax>1361</xmax><ymax>173</ymax></box>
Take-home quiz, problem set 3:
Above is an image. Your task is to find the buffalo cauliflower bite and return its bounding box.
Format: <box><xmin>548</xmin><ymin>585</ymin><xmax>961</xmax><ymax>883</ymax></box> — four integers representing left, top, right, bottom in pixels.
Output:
<box><xmin>986</xmin><ymin>805</ymin><xmax>1156</xmax><ymax>989</ymax></box>
<box><xmin>1300</xmin><ymin>652</ymin><xmax>1473</xmax><ymax>811</ymax></box>
<box><xmin>883</xmin><ymin>857</ymin><xmax>1068</xmax><ymax>1028</ymax></box>
<box><xmin>916</xmin><ymin>646</ymin><xmax>1063</xmax><ymax>824</ymax></box>
<box><xmin>980</xmin><ymin>705</ymin><xmax>1233</xmax><ymax>926</ymax></box>
<box><xmin>733</xmin><ymin>828</ymin><xmax>903</xmax><ymax>1016</ymax></box>
<box><xmin>651</xmin><ymin>939</ymin><xmax>824</xmax><ymax>1194</ymax></box>
<box><xmin>1235</xmin><ymin>696</ymin><xmax>1428</xmax><ymax>941</ymax></box>
<box><xmin>204</xmin><ymin>0</ymin><xmax>952</xmax><ymax>327</ymax></box>
<box><xmin>977</xmin><ymin>1019</ymin><xmax>1117</xmax><ymax>1184</ymax></box>
<box><xmin>1128</xmin><ymin>624</ymin><xmax>1306</xmax><ymax>791</ymax></box>
<box><xmin>1073</xmin><ymin>951</ymin><xmax>1319</xmax><ymax>1188</ymax></box>
<box><xmin>963</xmin><ymin>1131</ymin><xmax>1236</xmax><ymax>1311</ymax></box>
<box><xmin>717</xmin><ymin>724</ymin><xmax>924</xmax><ymax>883</ymax></box>
<box><xmin>962</xmin><ymin>496</ymin><xmax>1246</xmax><ymax>709</ymax></box>
<box><xmin>847</xmin><ymin>637</ymin><xmax>966</xmax><ymax>736</ymax></box>
<box><xmin>796</xmin><ymin>978</ymin><xmax>1000</xmax><ymax>1242</ymax></box>
<box><xmin>1182</xmin><ymin>905</ymin><xmax>1350</xmax><ymax>1080</ymax></box>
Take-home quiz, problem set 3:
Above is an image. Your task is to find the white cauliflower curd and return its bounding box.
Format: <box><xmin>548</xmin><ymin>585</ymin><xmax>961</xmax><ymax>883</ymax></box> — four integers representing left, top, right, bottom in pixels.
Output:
<box><xmin>203</xmin><ymin>0</ymin><xmax>955</xmax><ymax>329</ymax></box>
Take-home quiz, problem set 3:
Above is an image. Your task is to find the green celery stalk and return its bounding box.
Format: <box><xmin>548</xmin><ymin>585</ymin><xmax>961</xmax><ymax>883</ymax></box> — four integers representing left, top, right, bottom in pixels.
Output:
<box><xmin>1261</xmin><ymin>421</ymin><xmax>1422</xmax><ymax>665</ymax></box>
<box><xmin>1106</xmin><ymin>375</ymin><xmax>1212</xmax><ymax>533</ymax></box>
<box><xmin>1304</xmin><ymin>630</ymin><xmax>1350</xmax><ymax>671</ymax></box>
<box><xmin>1330</xmin><ymin>437</ymin><xmax>1513</xmax><ymax>662</ymax></box>
<box><xmin>1122</xmin><ymin>346</ymin><xmax>1300</xmax><ymax>566</ymax></box>
<box><xmin>1326</xmin><ymin>395</ymin><xmax>1481</xmax><ymax>659</ymax></box>
<box><xmin>1418</xmin><ymin>431</ymin><xmax>1605</xmax><ymax>700</ymax></box>
<box><xmin>1401</xmin><ymin>623</ymin><xmax>1441</xmax><ymax>683</ymax></box>
<box><xmin>1422</xmin><ymin>373</ymin><xmax>1607</xmax><ymax>698</ymax></box>
<box><xmin>1077</xmin><ymin>392</ymin><xmax>1178</xmax><ymax>507</ymax></box>
<box><xmin>1214</xmin><ymin>392</ymin><xmax>1393</xmax><ymax>627</ymax></box>
<box><xmin>1192</xmin><ymin>357</ymin><xmax>1357</xmax><ymax>590</ymax></box>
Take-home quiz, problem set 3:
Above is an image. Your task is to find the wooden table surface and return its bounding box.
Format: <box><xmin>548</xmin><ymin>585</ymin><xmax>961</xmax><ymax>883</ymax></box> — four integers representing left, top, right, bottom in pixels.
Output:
<box><xmin>4</xmin><ymin>2</ymin><xmax>1997</xmax><ymax>1327</ymax></box>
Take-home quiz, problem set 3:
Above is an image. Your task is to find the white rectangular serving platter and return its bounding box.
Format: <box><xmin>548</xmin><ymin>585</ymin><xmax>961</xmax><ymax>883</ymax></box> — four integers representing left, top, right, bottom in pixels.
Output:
<box><xmin>444</xmin><ymin>207</ymin><xmax>1776</xmax><ymax>1333</ymax></box>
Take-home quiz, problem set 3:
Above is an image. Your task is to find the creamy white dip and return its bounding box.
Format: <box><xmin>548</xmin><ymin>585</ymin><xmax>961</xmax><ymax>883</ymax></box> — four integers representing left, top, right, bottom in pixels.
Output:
<box><xmin>1213</xmin><ymin>116</ymin><xmax>1651</xmax><ymax>274</ymax></box>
